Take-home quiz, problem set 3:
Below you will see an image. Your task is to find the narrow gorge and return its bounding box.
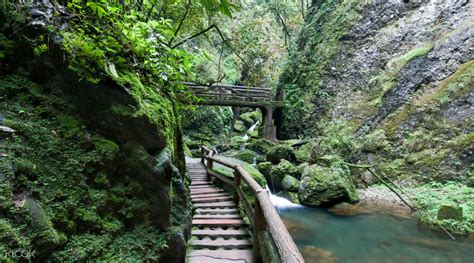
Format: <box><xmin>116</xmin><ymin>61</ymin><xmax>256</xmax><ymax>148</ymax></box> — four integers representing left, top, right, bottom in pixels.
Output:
<box><xmin>0</xmin><ymin>0</ymin><xmax>472</xmax><ymax>262</ymax></box>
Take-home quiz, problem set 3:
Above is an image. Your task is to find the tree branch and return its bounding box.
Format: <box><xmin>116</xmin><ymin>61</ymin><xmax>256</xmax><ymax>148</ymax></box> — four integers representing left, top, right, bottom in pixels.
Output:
<box><xmin>168</xmin><ymin>0</ymin><xmax>192</xmax><ymax>47</ymax></box>
<box><xmin>171</xmin><ymin>24</ymin><xmax>247</xmax><ymax>66</ymax></box>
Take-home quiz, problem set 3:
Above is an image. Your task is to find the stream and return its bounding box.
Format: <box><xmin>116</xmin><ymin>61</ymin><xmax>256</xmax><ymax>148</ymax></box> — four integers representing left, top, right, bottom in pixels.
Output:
<box><xmin>270</xmin><ymin>195</ymin><xmax>474</xmax><ymax>263</ymax></box>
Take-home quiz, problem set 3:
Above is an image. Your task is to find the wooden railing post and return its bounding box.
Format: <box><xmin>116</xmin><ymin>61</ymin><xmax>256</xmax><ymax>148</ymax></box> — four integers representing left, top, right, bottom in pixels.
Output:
<box><xmin>200</xmin><ymin>147</ymin><xmax>205</xmax><ymax>164</ymax></box>
<box><xmin>253</xmin><ymin>199</ymin><xmax>267</xmax><ymax>262</ymax></box>
<box><xmin>207</xmin><ymin>151</ymin><xmax>214</xmax><ymax>182</ymax></box>
<box><xmin>233</xmin><ymin>170</ymin><xmax>242</xmax><ymax>204</ymax></box>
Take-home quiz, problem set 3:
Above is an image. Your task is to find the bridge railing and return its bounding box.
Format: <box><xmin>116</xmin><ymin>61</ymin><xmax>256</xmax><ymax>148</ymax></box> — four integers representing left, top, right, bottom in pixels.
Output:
<box><xmin>200</xmin><ymin>146</ymin><xmax>305</xmax><ymax>263</ymax></box>
<box><xmin>184</xmin><ymin>82</ymin><xmax>272</xmax><ymax>103</ymax></box>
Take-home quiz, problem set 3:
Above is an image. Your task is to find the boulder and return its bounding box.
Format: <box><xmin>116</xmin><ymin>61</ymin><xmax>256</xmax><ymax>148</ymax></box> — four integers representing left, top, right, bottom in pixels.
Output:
<box><xmin>239</xmin><ymin>113</ymin><xmax>255</xmax><ymax>128</ymax></box>
<box><xmin>223</xmin><ymin>149</ymin><xmax>257</xmax><ymax>164</ymax></box>
<box><xmin>247</xmin><ymin>139</ymin><xmax>276</xmax><ymax>154</ymax></box>
<box><xmin>239</xmin><ymin>111</ymin><xmax>261</xmax><ymax>128</ymax></box>
<box><xmin>234</xmin><ymin>120</ymin><xmax>247</xmax><ymax>133</ymax></box>
<box><xmin>297</xmin><ymin>162</ymin><xmax>308</xmax><ymax>175</ymax></box>
<box><xmin>298</xmin><ymin>164</ymin><xmax>359</xmax><ymax>207</ymax></box>
<box><xmin>269</xmin><ymin>160</ymin><xmax>299</xmax><ymax>191</ymax></box>
<box><xmin>266</xmin><ymin>145</ymin><xmax>296</xmax><ymax>164</ymax></box>
<box><xmin>437</xmin><ymin>205</ymin><xmax>463</xmax><ymax>220</ymax></box>
<box><xmin>281</xmin><ymin>175</ymin><xmax>300</xmax><ymax>192</ymax></box>
<box><xmin>257</xmin><ymin>162</ymin><xmax>272</xmax><ymax>181</ymax></box>
<box><xmin>255</xmin><ymin>155</ymin><xmax>266</xmax><ymax>164</ymax></box>
<box><xmin>295</xmin><ymin>142</ymin><xmax>314</xmax><ymax>163</ymax></box>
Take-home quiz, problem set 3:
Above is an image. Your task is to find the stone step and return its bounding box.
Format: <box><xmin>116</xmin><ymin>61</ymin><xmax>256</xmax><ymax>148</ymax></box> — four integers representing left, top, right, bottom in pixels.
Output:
<box><xmin>195</xmin><ymin>208</ymin><xmax>239</xmax><ymax>214</ymax></box>
<box><xmin>189</xmin><ymin>239</ymin><xmax>252</xmax><ymax>250</ymax></box>
<box><xmin>186</xmin><ymin>249</ymin><xmax>253</xmax><ymax>263</ymax></box>
<box><xmin>193</xmin><ymin>202</ymin><xmax>237</xmax><ymax>209</ymax></box>
<box><xmin>192</xmin><ymin>196</ymin><xmax>233</xmax><ymax>203</ymax></box>
<box><xmin>192</xmin><ymin>219</ymin><xmax>246</xmax><ymax>227</ymax></box>
<box><xmin>191</xmin><ymin>229</ymin><xmax>250</xmax><ymax>238</ymax></box>
<box><xmin>193</xmin><ymin>214</ymin><xmax>242</xmax><ymax>219</ymax></box>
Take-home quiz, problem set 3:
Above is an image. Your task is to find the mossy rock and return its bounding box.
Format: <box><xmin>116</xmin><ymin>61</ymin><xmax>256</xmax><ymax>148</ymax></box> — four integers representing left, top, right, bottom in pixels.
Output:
<box><xmin>241</xmin><ymin>111</ymin><xmax>262</xmax><ymax>123</ymax></box>
<box><xmin>295</xmin><ymin>142</ymin><xmax>314</xmax><ymax>163</ymax></box>
<box><xmin>269</xmin><ymin>160</ymin><xmax>299</xmax><ymax>191</ymax></box>
<box><xmin>26</xmin><ymin>198</ymin><xmax>62</xmax><ymax>255</ymax></box>
<box><xmin>298</xmin><ymin>164</ymin><xmax>359</xmax><ymax>207</ymax></box>
<box><xmin>223</xmin><ymin>149</ymin><xmax>257</xmax><ymax>164</ymax></box>
<box><xmin>437</xmin><ymin>205</ymin><xmax>463</xmax><ymax>220</ymax></box>
<box><xmin>255</xmin><ymin>155</ymin><xmax>266</xmax><ymax>164</ymax></box>
<box><xmin>239</xmin><ymin>112</ymin><xmax>257</xmax><ymax>128</ymax></box>
<box><xmin>257</xmin><ymin>162</ymin><xmax>272</xmax><ymax>181</ymax></box>
<box><xmin>281</xmin><ymin>175</ymin><xmax>300</xmax><ymax>192</ymax></box>
<box><xmin>247</xmin><ymin>139</ymin><xmax>276</xmax><ymax>155</ymax></box>
<box><xmin>266</xmin><ymin>145</ymin><xmax>296</xmax><ymax>164</ymax></box>
<box><xmin>297</xmin><ymin>162</ymin><xmax>308</xmax><ymax>175</ymax></box>
<box><xmin>234</xmin><ymin>120</ymin><xmax>247</xmax><ymax>133</ymax></box>
<box><xmin>276</xmin><ymin>191</ymin><xmax>301</xmax><ymax>204</ymax></box>
<box><xmin>230</xmin><ymin>136</ymin><xmax>245</xmax><ymax>149</ymax></box>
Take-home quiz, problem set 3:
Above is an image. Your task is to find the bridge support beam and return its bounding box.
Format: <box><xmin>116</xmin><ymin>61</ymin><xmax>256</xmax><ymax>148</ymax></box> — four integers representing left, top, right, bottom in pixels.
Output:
<box><xmin>261</xmin><ymin>106</ymin><xmax>277</xmax><ymax>142</ymax></box>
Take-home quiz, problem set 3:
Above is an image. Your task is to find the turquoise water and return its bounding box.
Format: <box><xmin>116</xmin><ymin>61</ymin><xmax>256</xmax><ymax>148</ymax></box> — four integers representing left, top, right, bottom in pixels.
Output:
<box><xmin>279</xmin><ymin>207</ymin><xmax>473</xmax><ymax>263</ymax></box>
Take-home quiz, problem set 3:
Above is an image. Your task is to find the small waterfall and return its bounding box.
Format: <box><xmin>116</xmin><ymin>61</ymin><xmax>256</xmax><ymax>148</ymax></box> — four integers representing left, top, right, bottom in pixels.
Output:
<box><xmin>265</xmin><ymin>185</ymin><xmax>303</xmax><ymax>210</ymax></box>
<box><xmin>243</xmin><ymin>121</ymin><xmax>260</xmax><ymax>141</ymax></box>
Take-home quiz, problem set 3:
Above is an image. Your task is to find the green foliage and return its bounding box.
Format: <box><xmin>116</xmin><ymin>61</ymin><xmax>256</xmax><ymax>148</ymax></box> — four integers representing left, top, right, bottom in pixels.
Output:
<box><xmin>277</xmin><ymin>0</ymin><xmax>367</xmax><ymax>136</ymax></box>
<box><xmin>413</xmin><ymin>182</ymin><xmax>474</xmax><ymax>234</ymax></box>
<box><xmin>0</xmin><ymin>75</ymin><xmax>174</xmax><ymax>260</ymax></box>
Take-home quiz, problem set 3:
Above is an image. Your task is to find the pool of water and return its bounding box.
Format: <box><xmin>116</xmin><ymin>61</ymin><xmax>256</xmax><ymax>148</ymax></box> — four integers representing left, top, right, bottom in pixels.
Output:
<box><xmin>278</xmin><ymin>206</ymin><xmax>473</xmax><ymax>263</ymax></box>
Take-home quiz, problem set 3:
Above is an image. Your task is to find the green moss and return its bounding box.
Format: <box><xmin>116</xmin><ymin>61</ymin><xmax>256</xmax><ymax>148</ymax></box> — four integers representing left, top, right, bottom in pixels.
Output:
<box><xmin>92</xmin><ymin>136</ymin><xmax>120</xmax><ymax>160</ymax></box>
<box><xmin>413</xmin><ymin>182</ymin><xmax>473</xmax><ymax>234</ymax></box>
<box><xmin>278</xmin><ymin>0</ymin><xmax>368</xmax><ymax>135</ymax></box>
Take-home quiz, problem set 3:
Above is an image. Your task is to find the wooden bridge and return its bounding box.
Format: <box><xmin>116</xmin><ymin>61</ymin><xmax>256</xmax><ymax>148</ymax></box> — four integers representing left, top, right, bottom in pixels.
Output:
<box><xmin>185</xmin><ymin>146</ymin><xmax>304</xmax><ymax>263</ymax></box>
<box><xmin>184</xmin><ymin>82</ymin><xmax>284</xmax><ymax>141</ymax></box>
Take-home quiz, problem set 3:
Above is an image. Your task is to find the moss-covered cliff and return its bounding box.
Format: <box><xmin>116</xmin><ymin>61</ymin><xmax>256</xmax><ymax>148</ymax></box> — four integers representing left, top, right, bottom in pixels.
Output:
<box><xmin>0</xmin><ymin>2</ymin><xmax>191</xmax><ymax>262</ymax></box>
<box><xmin>278</xmin><ymin>0</ymin><xmax>473</xmax><ymax>183</ymax></box>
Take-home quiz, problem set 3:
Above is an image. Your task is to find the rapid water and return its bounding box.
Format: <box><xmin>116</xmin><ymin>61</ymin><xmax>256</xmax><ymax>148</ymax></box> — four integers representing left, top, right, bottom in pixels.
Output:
<box><xmin>269</xmin><ymin>193</ymin><xmax>474</xmax><ymax>263</ymax></box>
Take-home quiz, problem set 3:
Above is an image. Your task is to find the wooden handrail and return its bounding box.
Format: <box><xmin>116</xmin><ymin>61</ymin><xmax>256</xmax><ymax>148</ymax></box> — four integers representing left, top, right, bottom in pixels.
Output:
<box><xmin>200</xmin><ymin>146</ymin><xmax>305</xmax><ymax>263</ymax></box>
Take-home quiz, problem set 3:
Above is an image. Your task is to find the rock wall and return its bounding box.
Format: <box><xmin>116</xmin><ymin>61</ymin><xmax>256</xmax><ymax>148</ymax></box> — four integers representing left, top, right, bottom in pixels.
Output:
<box><xmin>0</xmin><ymin>9</ymin><xmax>191</xmax><ymax>263</ymax></box>
<box><xmin>278</xmin><ymin>0</ymin><xmax>473</xmax><ymax>183</ymax></box>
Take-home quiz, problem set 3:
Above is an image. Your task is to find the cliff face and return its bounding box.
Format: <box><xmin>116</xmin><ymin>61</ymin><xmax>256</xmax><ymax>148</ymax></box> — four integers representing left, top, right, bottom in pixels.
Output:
<box><xmin>278</xmin><ymin>0</ymin><xmax>473</xmax><ymax>182</ymax></box>
<box><xmin>0</xmin><ymin>3</ymin><xmax>190</xmax><ymax>262</ymax></box>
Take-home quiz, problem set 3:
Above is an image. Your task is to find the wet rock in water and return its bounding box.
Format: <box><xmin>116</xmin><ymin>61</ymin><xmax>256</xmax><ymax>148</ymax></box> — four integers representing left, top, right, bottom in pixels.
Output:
<box><xmin>277</xmin><ymin>190</ymin><xmax>300</xmax><ymax>204</ymax></box>
<box><xmin>437</xmin><ymin>205</ymin><xmax>463</xmax><ymax>220</ymax></box>
<box><xmin>295</xmin><ymin>142</ymin><xmax>314</xmax><ymax>163</ymax></box>
<box><xmin>270</xmin><ymin>160</ymin><xmax>299</xmax><ymax>191</ymax></box>
<box><xmin>266</xmin><ymin>145</ymin><xmax>296</xmax><ymax>164</ymax></box>
<box><xmin>298</xmin><ymin>164</ymin><xmax>359</xmax><ymax>207</ymax></box>
<box><xmin>301</xmin><ymin>245</ymin><xmax>338</xmax><ymax>263</ymax></box>
<box><xmin>329</xmin><ymin>202</ymin><xmax>363</xmax><ymax>216</ymax></box>
<box><xmin>281</xmin><ymin>175</ymin><xmax>300</xmax><ymax>192</ymax></box>
<box><xmin>282</xmin><ymin>218</ymin><xmax>307</xmax><ymax>237</ymax></box>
